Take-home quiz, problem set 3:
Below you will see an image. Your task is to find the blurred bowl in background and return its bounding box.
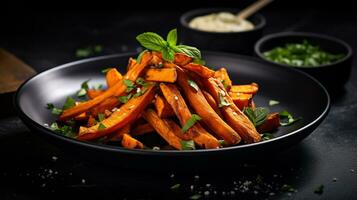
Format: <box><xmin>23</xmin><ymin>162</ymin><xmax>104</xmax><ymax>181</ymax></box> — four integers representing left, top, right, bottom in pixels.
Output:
<box><xmin>180</xmin><ymin>8</ymin><xmax>266</xmax><ymax>55</ymax></box>
<box><xmin>255</xmin><ymin>32</ymin><xmax>353</xmax><ymax>92</ymax></box>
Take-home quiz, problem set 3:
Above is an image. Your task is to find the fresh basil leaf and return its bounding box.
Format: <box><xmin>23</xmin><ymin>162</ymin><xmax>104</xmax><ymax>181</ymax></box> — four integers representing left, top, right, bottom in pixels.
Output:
<box><xmin>254</xmin><ymin>107</ymin><xmax>269</xmax><ymax>126</ymax></box>
<box><xmin>63</xmin><ymin>97</ymin><xmax>76</xmax><ymax>110</ymax></box>
<box><xmin>175</xmin><ymin>44</ymin><xmax>201</xmax><ymax>59</ymax></box>
<box><xmin>180</xmin><ymin>140</ymin><xmax>195</xmax><ymax>150</ymax></box>
<box><xmin>188</xmin><ymin>80</ymin><xmax>199</xmax><ymax>92</ymax></box>
<box><xmin>101</xmin><ymin>68</ymin><xmax>112</xmax><ymax>74</ymax></box>
<box><xmin>166</xmin><ymin>28</ymin><xmax>177</xmax><ymax>47</ymax></box>
<box><xmin>193</xmin><ymin>57</ymin><xmax>206</xmax><ymax>65</ymax></box>
<box><xmin>136</xmin><ymin>32</ymin><xmax>167</xmax><ymax>52</ymax></box>
<box><xmin>98</xmin><ymin>113</ymin><xmax>105</xmax><ymax>122</ymax></box>
<box><xmin>218</xmin><ymin>93</ymin><xmax>230</xmax><ymax>108</ymax></box>
<box><xmin>181</xmin><ymin>114</ymin><xmax>201</xmax><ymax>133</ymax></box>
<box><xmin>136</xmin><ymin>50</ymin><xmax>148</xmax><ymax>64</ymax></box>
<box><xmin>269</xmin><ymin>100</ymin><xmax>280</xmax><ymax>106</ymax></box>
<box><xmin>243</xmin><ymin>107</ymin><xmax>256</xmax><ymax>125</ymax></box>
<box><xmin>98</xmin><ymin>123</ymin><xmax>106</xmax><ymax>130</ymax></box>
<box><xmin>118</xmin><ymin>93</ymin><xmax>133</xmax><ymax>103</ymax></box>
<box><xmin>279</xmin><ymin>110</ymin><xmax>301</xmax><ymax>126</ymax></box>
<box><xmin>123</xmin><ymin>79</ymin><xmax>136</xmax><ymax>93</ymax></box>
<box><xmin>162</xmin><ymin>47</ymin><xmax>175</xmax><ymax>62</ymax></box>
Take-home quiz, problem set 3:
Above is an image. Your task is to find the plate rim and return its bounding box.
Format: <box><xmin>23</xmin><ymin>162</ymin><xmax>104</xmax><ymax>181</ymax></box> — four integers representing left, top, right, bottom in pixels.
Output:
<box><xmin>14</xmin><ymin>51</ymin><xmax>331</xmax><ymax>155</ymax></box>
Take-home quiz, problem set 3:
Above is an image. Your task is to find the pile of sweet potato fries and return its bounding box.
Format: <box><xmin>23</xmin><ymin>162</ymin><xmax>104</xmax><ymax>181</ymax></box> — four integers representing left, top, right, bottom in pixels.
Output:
<box><xmin>49</xmin><ymin>30</ymin><xmax>282</xmax><ymax>150</ymax></box>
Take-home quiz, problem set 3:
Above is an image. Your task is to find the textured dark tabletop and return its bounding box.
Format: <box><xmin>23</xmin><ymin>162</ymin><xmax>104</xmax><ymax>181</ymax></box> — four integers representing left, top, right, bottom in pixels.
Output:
<box><xmin>0</xmin><ymin>6</ymin><xmax>356</xmax><ymax>200</ymax></box>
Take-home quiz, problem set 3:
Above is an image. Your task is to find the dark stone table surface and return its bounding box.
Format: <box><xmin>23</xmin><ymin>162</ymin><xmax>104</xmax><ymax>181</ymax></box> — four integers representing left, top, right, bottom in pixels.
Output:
<box><xmin>0</xmin><ymin>7</ymin><xmax>356</xmax><ymax>200</ymax></box>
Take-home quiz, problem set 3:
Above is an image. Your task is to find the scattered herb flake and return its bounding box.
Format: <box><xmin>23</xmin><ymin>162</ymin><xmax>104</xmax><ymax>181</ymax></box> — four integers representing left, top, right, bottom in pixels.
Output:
<box><xmin>49</xmin><ymin>123</ymin><xmax>76</xmax><ymax>138</ymax></box>
<box><xmin>261</xmin><ymin>133</ymin><xmax>274</xmax><ymax>141</ymax></box>
<box><xmin>279</xmin><ymin>110</ymin><xmax>301</xmax><ymax>126</ymax></box>
<box><xmin>63</xmin><ymin>97</ymin><xmax>76</xmax><ymax>110</ymax></box>
<box><xmin>136</xmin><ymin>77</ymin><xmax>148</xmax><ymax>86</ymax></box>
<box><xmin>188</xmin><ymin>80</ymin><xmax>199</xmax><ymax>92</ymax></box>
<box><xmin>123</xmin><ymin>79</ymin><xmax>136</xmax><ymax>93</ymax></box>
<box><xmin>118</xmin><ymin>93</ymin><xmax>133</xmax><ymax>103</ymax></box>
<box><xmin>98</xmin><ymin>113</ymin><xmax>105</xmax><ymax>122</ymax></box>
<box><xmin>98</xmin><ymin>123</ymin><xmax>106</xmax><ymax>130</ymax></box>
<box><xmin>218</xmin><ymin>140</ymin><xmax>227</xmax><ymax>147</ymax></box>
<box><xmin>77</xmin><ymin>88</ymin><xmax>87</xmax><ymax>98</ymax></box>
<box><xmin>101</xmin><ymin>68</ymin><xmax>112</xmax><ymax>74</ymax></box>
<box><xmin>269</xmin><ymin>99</ymin><xmax>280</xmax><ymax>106</ymax></box>
<box><xmin>218</xmin><ymin>93</ymin><xmax>230</xmax><ymax>108</ymax></box>
<box><xmin>181</xmin><ymin>140</ymin><xmax>195</xmax><ymax>150</ymax></box>
<box><xmin>133</xmin><ymin>86</ymin><xmax>148</xmax><ymax>98</ymax></box>
<box><xmin>46</xmin><ymin>103</ymin><xmax>63</xmax><ymax>115</ymax></box>
<box><xmin>189</xmin><ymin>194</ymin><xmax>202</xmax><ymax>200</ymax></box>
<box><xmin>181</xmin><ymin>114</ymin><xmax>201</xmax><ymax>133</ymax></box>
<box><xmin>170</xmin><ymin>183</ymin><xmax>180</xmax><ymax>191</ymax></box>
<box><xmin>92</xmin><ymin>83</ymin><xmax>104</xmax><ymax>90</ymax></box>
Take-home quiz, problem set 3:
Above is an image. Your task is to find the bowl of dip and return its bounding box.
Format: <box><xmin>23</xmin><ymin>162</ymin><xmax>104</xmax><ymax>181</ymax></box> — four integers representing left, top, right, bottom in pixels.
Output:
<box><xmin>180</xmin><ymin>8</ymin><xmax>266</xmax><ymax>55</ymax></box>
<box><xmin>255</xmin><ymin>32</ymin><xmax>353</xmax><ymax>92</ymax></box>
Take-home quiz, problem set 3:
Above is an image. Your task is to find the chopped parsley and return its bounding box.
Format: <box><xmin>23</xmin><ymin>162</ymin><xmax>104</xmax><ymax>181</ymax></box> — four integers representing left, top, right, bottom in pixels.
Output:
<box><xmin>118</xmin><ymin>93</ymin><xmax>133</xmax><ymax>103</ymax></box>
<box><xmin>101</xmin><ymin>68</ymin><xmax>112</xmax><ymax>74</ymax></box>
<box><xmin>98</xmin><ymin>123</ymin><xmax>107</xmax><ymax>130</ymax></box>
<box><xmin>123</xmin><ymin>79</ymin><xmax>136</xmax><ymax>93</ymax></box>
<box><xmin>269</xmin><ymin>99</ymin><xmax>280</xmax><ymax>106</ymax></box>
<box><xmin>181</xmin><ymin>140</ymin><xmax>195</xmax><ymax>150</ymax></box>
<box><xmin>46</xmin><ymin>103</ymin><xmax>63</xmax><ymax>115</ymax></box>
<box><xmin>50</xmin><ymin>122</ymin><xmax>76</xmax><ymax>138</ymax></box>
<box><xmin>279</xmin><ymin>110</ymin><xmax>301</xmax><ymax>126</ymax></box>
<box><xmin>181</xmin><ymin>114</ymin><xmax>201</xmax><ymax>133</ymax></box>
<box><xmin>261</xmin><ymin>133</ymin><xmax>274</xmax><ymax>141</ymax></box>
<box><xmin>98</xmin><ymin>113</ymin><xmax>105</xmax><ymax>122</ymax></box>
<box><xmin>63</xmin><ymin>97</ymin><xmax>76</xmax><ymax>110</ymax></box>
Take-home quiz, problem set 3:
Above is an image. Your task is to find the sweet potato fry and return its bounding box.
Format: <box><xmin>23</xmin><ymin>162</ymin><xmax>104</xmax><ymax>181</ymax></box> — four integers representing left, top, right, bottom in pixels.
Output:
<box><xmin>106</xmin><ymin>68</ymin><xmax>122</xmax><ymax>88</ymax></box>
<box><xmin>87</xmin><ymin>115</ymin><xmax>97</xmax><ymax>127</ymax></box>
<box><xmin>229</xmin><ymin>92</ymin><xmax>253</xmax><ymax>110</ymax></box>
<box><xmin>121</xmin><ymin>133</ymin><xmax>144</xmax><ymax>149</ymax></box>
<box><xmin>154</xmin><ymin>95</ymin><xmax>175</xmax><ymax>118</ymax></box>
<box><xmin>174</xmin><ymin>53</ymin><xmax>193</xmax><ymax>66</ymax></box>
<box><xmin>181</xmin><ymin>63</ymin><xmax>215</xmax><ymax>79</ymax></box>
<box><xmin>164</xmin><ymin>119</ymin><xmax>194</xmax><ymax>141</ymax></box>
<box><xmin>77</xmin><ymin>84</ymin><xmax>156</xmax><ymax>140</ymax></box>
<box><xmin>109</xmin><ymin>124</ymin><xmax>131</xmax><ymax>142</ymax></box>
<box><xmin>73</xmin><ymin>102</ymin><xmax>88</xmax><ymax>121</ymax></box>
<box><xmin>214</xmin><ymin>68</ymin><xmax>232</xmax><ymax>91</ymax></box>
<box><xmin>87</xmin><ymin>89</ymin><xmax>105</xmax><ymax>99</ymax></box>
<box><xmin>202</xmin><ymin>90</ymin><xmax>222</xmax><ymax>117</ymax></box>
<box><xmin>160</xmin><ymin>83</ymin><xmax>220</xmax><ymax>148</ymax></box>
<box><xmin>127</xmin><ymin>57</ymin><xmax>137</xmax><ymax>71</ymax></box>
<box><xmin>204</xmin><ymin>78</ymin><xmax>261</xmax><ymax>143</ymax></box>
<box><xmin>89</xmin><ymin>96</ymin><xmax>120</xmax><ymax>118</ymax></box>
<box><xmin>145</xmin><ymin>68</ymin><xmax>177</xmax><ymax>83</ymax></box>
<box><xmin>59</xmin><ymin>51</ymin><xmax>152</xmax><ymax>121</ymax></box>
<box><xmin>176</xmin><ymin>68</ymin><xmax>241</xmax><ymax>145</ymax></box>
<box><xmin>230</xmin><ymin>83</ymin><xmax>259</xmax><ymax>94</ymax></box>
<box><xmin>143</xmin><ymin>109</ymin><xmax>183</xmax><ymax>150</ymax></box>
<box><xmin>131</xmin><ymin>123</ymin><xmax>155</xmax><ymax>136</ymax></box>
<box><xmin>257</xmin><ymin>112</ymin><xmax>280</xmax><ymax>133</ymax></box>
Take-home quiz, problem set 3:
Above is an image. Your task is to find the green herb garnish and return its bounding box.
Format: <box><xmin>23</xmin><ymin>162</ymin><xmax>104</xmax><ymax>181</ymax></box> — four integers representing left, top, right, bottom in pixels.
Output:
<box><xmin>46</xmin><ymin>103</ymin><xmax>63</xmax><ymax>115</ymax></box>
<box><xmin>136</xmin><ymin>77</ymin><xmax>148</xmax><ymax>86</ymax></box>
<box><xmin>123</xmin><ymin>79</ymin><xmax>136</xmax><ymax>93</ymax></box>
<box><xmin>269</xmin><ymin>100</ymin><xmax>280</xmax><ymax>106</ymax></box>
<box><xmin>261</xmin><ymin>133</ymin><xmax>274</xmax><ymax>141</ymax></box>
<box><xmin>77</xmin><ymin>80</ymin><xmax>90</xmax><ymax>98</ymax></box>
<box><xmin>98</xmin><ymin>123</ymin><xmax>107</xmax><ymax>130</ymax></box>
<box><xmin>243</xmin><ymin>107</ymin><xmax>269</xmax><ymax>127</ymax></box>
<box><xmin>136</xmin><ymin>50</ymin><xmax>149</xmax><ymax>63</ymax></box>
<box><xmin>63</xmin><ymin>97</ymin><xmax>76</xmax><ymax>110</ymax></box>
<box><xmin>180</xmin><ymin>140</ymin><xmax>195</xmax><ymax>150</ymax></box>
<box><xmin>188</xmin><ymin>80</ymin><xmax>199</xmax><ymax>92</ymax></box>
<box><xmin>133</xmin><ymin>86</ymin><xmax>148</xmax><ymax>98</ymax></box>
<box><xmin>118</xmin><ymin>93</ymin><xmax>133</xmax><ymax>103</ymax></box>
<box><xmin>92</xmin><ymin>83</ymin><xmax>103</xmax><ymax>90</ymax></box>
<box><xmin>218</xmin><ymin>139</ymin><xmax>227</xmax><ymax>147</ymax></box>
<box><xmin>136</xmin><ymin>29</ymin><xmax>204</xmax><ymax>63</ymax></box>
<box><xmin>218</xmin><ymin>93</ymin><xmax>230</xmax><ymax>108</ymax></box>
<box><xmin>181</xmin><ymin>114</ymin><xmax>202</xmax><ymax>133</ymax></box>
<box><xmin>98</xmin><ymin>113</ymin><xmax>105</xmax><ymax>122</ymax></box>
<box><xmin>101</xmin><ymin>68</ymin><xmax>112</xmax><ymax>74</ymax></box>
<box><xmin>50</xmin><ymin>122</ymin><xmax>76</xmax><ymax>138</ymax></box>
<box><xmin>170</xmin><ymin>183</ymin><xmax>180</xmax><ymax>191</ymax></box>
<box><xmin>263</xmin><ymin>40</ymin><xmax>345</xmax><ymax>67</ymax></box>
<box><xmin>279</xmin><ymin>110</ymin><xmax>301</xmax><ymax>126</ymax></box>
<box><xmin>189</xmin><ymin>194</ymin><xmax>202</xmax><ymax>200</ymax></box>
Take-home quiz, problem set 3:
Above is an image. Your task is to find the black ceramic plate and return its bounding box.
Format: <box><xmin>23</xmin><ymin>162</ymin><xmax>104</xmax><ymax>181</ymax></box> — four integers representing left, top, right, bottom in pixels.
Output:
<box><xmin>14</xmin><ymin>52</ymin><xmax>330</xmax><ymax>169</ymax></box>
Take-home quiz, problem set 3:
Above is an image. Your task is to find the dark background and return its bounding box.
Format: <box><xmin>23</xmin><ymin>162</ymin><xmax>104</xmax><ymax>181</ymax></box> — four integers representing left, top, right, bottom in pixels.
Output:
<box><xmin>1</xmin><ymin>0</ymin><xmax>357</xmax><ymax>199</ymax></box>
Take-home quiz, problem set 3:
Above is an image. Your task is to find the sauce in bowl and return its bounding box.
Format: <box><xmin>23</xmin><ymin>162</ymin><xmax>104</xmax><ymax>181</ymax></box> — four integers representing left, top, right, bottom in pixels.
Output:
<box><xmin>189</xmin><ymin>12</ymin><xmax>255</xmax><ymax>33</ymax></box>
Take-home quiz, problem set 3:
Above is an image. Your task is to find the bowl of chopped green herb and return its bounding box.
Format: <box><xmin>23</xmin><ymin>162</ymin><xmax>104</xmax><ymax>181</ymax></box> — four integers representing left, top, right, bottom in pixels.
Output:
<box><xmin>255</xmin><ymin>32</ymin><xmax>353</xmax><ymax>91</ymax></box>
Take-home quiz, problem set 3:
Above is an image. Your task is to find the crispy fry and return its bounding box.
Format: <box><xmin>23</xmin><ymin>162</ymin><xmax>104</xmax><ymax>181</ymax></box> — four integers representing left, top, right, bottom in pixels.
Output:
<box><xmin>214</xmin><ymin>68</ymin><xmax>232</xmax><ymax>91</ymax></box>
<box><xmin>77</xmin><ymin>84</ymin><xmax>156</xmax><ymax>140</ymax></box>
<box><xmin>182</xmin><ymin>63</ymin><xmax>215</xmax><ymax>78</ymax></box>
<box><xmin>202</xmin><ymin>90</ymin><xmax>222</xmax><ymax>117</ymax></box>
<box><xmin>89</xmin><ymin>97</ymin><xmax>120</xmax><ymax>118</ymax></box>
<box><xmin>87</xmin><ymin>89</ymin><xmax>105</xmax><ymax>99</ymax></box>
<box><xmin>131</xmin><ymin>123</ymin><xmax>155</xmax><ymax>136</ymax></box>
<box><xmin>230</xmin><ymin>83</ymin><xmax>259</xmax><ymax>94</ymax></box>
<box><xmin>59</xmin><ymin>51</ymin><xmax>152</xmax><ymax>121</ymax></box>
<box><xmin>176</xmin><ymin>68</ymin><xmax>241</xmax><ymax>145</ymax></box>
<box><xmin>154</xmin><ymin>95</ymin><xmax>175</xmax><ymax>118</ymax></box>
<box><xmin>204</xmin><ymin>78</ymin><xmax>261</xmax><ymax>143</ymax></box>
<box><xmin>257</xmin><ymin>112</ymin><xmax>280</xmax><ymax>133</ymax></box>
<box><xmin>174</xmin><ymin>53</ymin><xmax>193</xmax><ymax>66</ymax></box>
<box><xmin>109</xmin><ymin>124</ymin><xmax>131</xmax><ymax>142</ymax></box>
<box><xmin>106</xmin><ymin>68</ymin><xmax>123</xmax><ymax>88</ymax></box>
<box><xmin>160</xmin><ymin>83</ymin><xmax>220</xmax><ymax>148</ymax></box>
<box><xmin>127</xmin><ymin>57</ymin><xmax>137</xmax><ymax>71</ymax></box>
<box><xmin>121</xmin><ymin>133</ymin><xmax>144</xmax><ymax>149</ymax></box>
<box><xmin>143</xmin><ymin>109</ymin><xmax>183</xmax><ymax>150</ymax></box>
<box><xmin>145</xmin><ymin>68</ymin><xmax>177</xmax><ymax>83</ymax></box>
<box><xmin>229</xmin><ymin>92</ymin><xmax>253</xmax><ymax>110</ymax></box>
<box><xmin>74</xmin><ymin>102</ymin><xmax>88</xmax><ymax>121</ymax></box>
<box><xmin>87</xmin><ymin>115</ymin><xmax>97</xmax><ymax>127</ymax></box>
